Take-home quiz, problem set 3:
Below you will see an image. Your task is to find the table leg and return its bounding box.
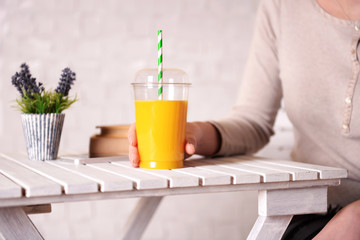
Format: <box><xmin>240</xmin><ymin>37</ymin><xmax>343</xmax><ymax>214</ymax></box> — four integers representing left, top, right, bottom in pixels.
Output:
<box><xmin>248</xmin><ymin>186</ymin><xmax>328</xmax><ymax>239</ymax></box>
<box><xmin>247</xmin><ymin>215</ymin><xmax>293</xmax><ymax>240</ymax></box>
<box><xmin>120</xmin><ymin>196</ymin><xmax>163</xmax><ymax>240</ymax></box>
<box><xmin>0</xmin><ymin>207</ymin><xmax>43</xmax><ymax>240</ymax></box>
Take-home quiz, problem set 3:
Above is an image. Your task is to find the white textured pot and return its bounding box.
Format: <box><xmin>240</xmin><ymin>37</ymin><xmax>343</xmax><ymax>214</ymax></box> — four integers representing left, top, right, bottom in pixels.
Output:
<box><xmin>21</xmin><ymin>113</ymin><xmax>65</xmax><ymax>161</ymax></box>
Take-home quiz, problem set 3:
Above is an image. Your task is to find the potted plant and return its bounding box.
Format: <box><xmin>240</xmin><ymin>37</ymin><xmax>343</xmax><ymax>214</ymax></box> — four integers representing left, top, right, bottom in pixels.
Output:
<box><xmin>11</xmin><ymin>63</ymin><xmax>77</xmax><ymax>161</ymax></box>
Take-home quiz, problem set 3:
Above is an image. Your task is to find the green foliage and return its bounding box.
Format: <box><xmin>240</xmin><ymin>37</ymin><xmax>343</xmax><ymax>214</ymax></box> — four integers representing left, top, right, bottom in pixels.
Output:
<box><xmin>12</xmin><ymin>64</ymin><xmax>78</xmax><ymax>114</ymax></box>
<box><xmin>15</xmin><ymin>89</ymin><xmax>78</xmax><ymax>114</ymax></box>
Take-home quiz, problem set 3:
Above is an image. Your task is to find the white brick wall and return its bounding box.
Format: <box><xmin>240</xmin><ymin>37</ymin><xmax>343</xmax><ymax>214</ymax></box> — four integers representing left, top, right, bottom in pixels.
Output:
<box><xmin>0</xmin><ymin>0</ymin><xmax>293</xmax><ymax>239</ymax></box>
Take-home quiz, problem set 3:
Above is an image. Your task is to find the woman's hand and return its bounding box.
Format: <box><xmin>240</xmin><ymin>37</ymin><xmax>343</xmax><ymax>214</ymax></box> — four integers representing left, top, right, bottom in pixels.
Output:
<box><xmin>128</xmin><ymin>123</ymin><xmax>140</xmax><ymax>167</ymax></box>
<box><xmin>128</xmin><ymin>122</ymin><xmax>221</xmax><ymax>168</ymax></box>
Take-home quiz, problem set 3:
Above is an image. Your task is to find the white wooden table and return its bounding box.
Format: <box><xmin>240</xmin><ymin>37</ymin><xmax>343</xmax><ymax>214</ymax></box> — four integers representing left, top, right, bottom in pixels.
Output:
<box><xmin>0</xmin><ymin>153</ymin><xmax>347</xmax><ymax>240</ymax></box>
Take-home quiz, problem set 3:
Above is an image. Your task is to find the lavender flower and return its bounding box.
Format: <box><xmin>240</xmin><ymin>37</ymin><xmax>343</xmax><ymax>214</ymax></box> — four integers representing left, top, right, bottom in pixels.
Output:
<box><xmin>11</xmin><ymin>63</ymin><xmax>42</xmax><ymax>98</ymax></box>
<box><xmin>11</xmin><ymin>63</ymin><xmax>78</xmax><ymax>114</ymax></box>
<box><xmin>55</xmin><ymin>68</ymin><xmax>76</xmax><ymax>96</ymax></box>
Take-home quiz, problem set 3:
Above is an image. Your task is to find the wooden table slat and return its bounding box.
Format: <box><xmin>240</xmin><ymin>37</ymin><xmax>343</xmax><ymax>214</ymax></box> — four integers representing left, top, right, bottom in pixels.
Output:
<box><xmin>60</xmin><ymin>155</ymin><xmax>127</xmax><ymax>165</ymax></box>
<box><xmin>184</xmin><ymin>160</ymin><xmax>261</xmax><ymax>184</ymax></box>
<box><xmin>1</xmin><ymin>153</ymin><xmax>99</xmax><ymax>195</ymax></box>
<box><xmin>112</xmin><ymin>161</ymin><xmax>200</xmax><ymax>188</ymax></box>
<box><xmin>172</xmin><ymin>166</ymin><xmax>231</xmax><ymax>186</ymax></box>
<box><xmin>88</xmin><ymin>163</ymin><xmax>168</xmax><ymax>190</ymax></box>
<box><xmin>0</xmin><ymin>172</ymin><xmax>23</xmax><ymax>199</ymax></box>
<box><xmin>48</xmin><ymin>161</ymin><xmax>134</xmax><ymax>192</ymax></box>
<box><xmin>253</xmin><ymin>159</ymin><xmax>348</xmax><ymax>179</ymax></box>
<box><xmin>0</xmin><ymin>157</ymin><xmax>61</xmax><ymax>197</ymax></box>
<box><xmin>208</xmin><ymin>158</ymin><xmax>290</xmax><ymax>182</ymax></box>
<box><xmin>239</xmin><ymin>160</ymin><xmax>318</xmax><ymax>181</ymax></box>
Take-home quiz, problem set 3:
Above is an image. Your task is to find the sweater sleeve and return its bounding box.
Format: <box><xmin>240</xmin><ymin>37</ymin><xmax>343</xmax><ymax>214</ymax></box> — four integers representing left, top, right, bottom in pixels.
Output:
<box><xmin>210</xmin><ymin>0</ymin><xmax>283</xmax><ymax>156</ymax></box>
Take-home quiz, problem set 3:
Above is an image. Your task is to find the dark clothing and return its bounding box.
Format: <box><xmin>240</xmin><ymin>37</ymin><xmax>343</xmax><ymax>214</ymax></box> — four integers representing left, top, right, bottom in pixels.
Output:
<box><xmin>282</xmin><ymin>205</ymin><xmax>342</xmax><ymax>240</ymax></box>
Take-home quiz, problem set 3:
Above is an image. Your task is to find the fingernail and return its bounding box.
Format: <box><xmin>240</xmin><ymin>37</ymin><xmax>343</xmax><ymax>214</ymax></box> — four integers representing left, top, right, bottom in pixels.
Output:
<box><xmin>190</xmin><ymin>144</ymin><xmax>195</xmax><ymax>154</ymax></box>
<box><xmin>131</xmin><ymin>159</ymin><xmax>139</xmax><ymax>167</ymax></box>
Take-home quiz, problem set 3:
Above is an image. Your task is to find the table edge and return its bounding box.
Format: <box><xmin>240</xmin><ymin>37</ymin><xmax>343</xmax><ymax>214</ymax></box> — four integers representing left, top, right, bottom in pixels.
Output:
<box><xmin>0</xmin><ymin>179</ymin><xmax>341</xmax><ymax>208</ymax></box>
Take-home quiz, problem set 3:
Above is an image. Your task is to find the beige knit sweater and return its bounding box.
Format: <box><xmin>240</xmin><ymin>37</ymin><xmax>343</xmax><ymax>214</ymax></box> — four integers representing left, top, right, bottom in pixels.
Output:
<box><xmin>211</xmin><ymin>0</ymin><xmax>360</xmax><ymax>206</ymax></box>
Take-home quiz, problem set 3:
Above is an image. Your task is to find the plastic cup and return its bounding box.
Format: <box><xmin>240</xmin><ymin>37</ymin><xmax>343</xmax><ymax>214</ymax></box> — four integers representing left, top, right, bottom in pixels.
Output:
<box><xmin>132</xmin><ymin>69</ymin><xmax>191</xmax><ymax>169</ymax></box>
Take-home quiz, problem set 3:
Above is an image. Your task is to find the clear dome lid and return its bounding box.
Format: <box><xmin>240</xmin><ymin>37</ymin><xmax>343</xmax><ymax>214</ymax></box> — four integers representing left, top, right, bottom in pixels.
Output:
<box><xmin>133</xmin><ymin>68</ymin><xmax>191</xmax><ymax>85</ymax></box>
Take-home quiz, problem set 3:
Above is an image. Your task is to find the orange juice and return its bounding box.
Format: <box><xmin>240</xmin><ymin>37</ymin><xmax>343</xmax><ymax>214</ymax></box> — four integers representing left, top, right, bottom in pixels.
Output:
<box><xmin>135</xmin><ymin>100</ymin><xmax>188</xmax><ymax>169</ymax></box>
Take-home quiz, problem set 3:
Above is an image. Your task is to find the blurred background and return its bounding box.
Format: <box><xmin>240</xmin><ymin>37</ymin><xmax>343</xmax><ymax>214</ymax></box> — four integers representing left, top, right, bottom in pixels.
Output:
<box><xmin>0</xmin><ymin>0</ymin><xmax>294</xmax><ymax>239</ymax></box>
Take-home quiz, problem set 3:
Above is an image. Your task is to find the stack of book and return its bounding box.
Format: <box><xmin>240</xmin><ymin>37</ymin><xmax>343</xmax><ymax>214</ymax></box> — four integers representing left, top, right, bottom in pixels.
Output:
<box><xmin>89</xmin><ymin>125</ymin><xmax>130</xmax><ymax>157</ymax></box>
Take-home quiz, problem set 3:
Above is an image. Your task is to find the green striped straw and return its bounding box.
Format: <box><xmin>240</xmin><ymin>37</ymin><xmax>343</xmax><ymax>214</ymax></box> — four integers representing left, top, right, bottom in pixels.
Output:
<box><xmin>158</xmin><ymin>30</ymin><xmax>163</xmax><ymax>100</ymax></box>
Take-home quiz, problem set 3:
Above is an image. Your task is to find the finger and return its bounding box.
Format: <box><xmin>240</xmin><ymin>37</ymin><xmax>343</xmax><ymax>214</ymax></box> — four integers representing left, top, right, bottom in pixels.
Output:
<box><xmin>185</xmin><ymin>142</ymin><xmax>196</xmax><ymax>155</ymax></box>
<box><xmin>128</xmin><ymin>123</ymin><xmax>137</xmax><ymax>146</ymax></box>
<box><xmin>129</xmin><ymin>145</ymin><xmax>140</xmax><ymax>168</ymax></box>
<box><xmin>184</xmin><ymin>135</ymin><xmax>197</xmax><ymax>159</ymax></box>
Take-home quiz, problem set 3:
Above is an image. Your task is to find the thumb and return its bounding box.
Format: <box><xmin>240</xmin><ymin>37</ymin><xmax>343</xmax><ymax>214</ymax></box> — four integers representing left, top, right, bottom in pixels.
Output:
<box><xmin>185</xmin><ymin>136</ymin><xmax>197</xmax><ymax>157</ymax></box>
